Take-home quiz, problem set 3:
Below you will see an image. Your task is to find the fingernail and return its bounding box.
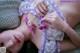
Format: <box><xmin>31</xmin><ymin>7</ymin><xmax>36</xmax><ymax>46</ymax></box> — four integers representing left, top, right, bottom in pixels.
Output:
<box><xmin>39</xmin><ymin>25</ymin><xmax>47</xmax><ymax>30</ymax></box>
<box><xmin>41</xmin><ymin>20</ymin><xmax>47</xmax><ymax>23</ymax></box>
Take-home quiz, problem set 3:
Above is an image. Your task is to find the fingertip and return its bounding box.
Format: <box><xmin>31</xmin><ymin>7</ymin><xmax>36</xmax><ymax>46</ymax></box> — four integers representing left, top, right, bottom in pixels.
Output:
<box><xmin>41</xmin><ymin>19</ymin><xmax>49</xmax><ymax>25</ymax></box>
<box><xmin>43</xmin><ymin>0</ymin><xmax>48</xmax><ymax>8</ymax></box>
<box><xmin>40</xmin><ymin>13</ymin><xmax>45</xmax><ymax>17</ymax></box>
<box><xmin>41</xmin><ymin>17</ymin><xmax>45</xmax><ymax>21</ymax></box>
<box><xmin>41</xmin><ymin>20</ymin><xmax>47</xmax><ymax>23</ymax></box>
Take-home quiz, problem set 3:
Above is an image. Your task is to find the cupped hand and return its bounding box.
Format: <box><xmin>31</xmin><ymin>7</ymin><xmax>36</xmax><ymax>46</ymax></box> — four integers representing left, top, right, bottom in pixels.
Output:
<box><xmin>36</xmin><ymin>0</ymin><xmax>48</xmax><ymax>17</ymax></box>
<box><xmin>41</xmin><ymin>12</ymin><xmax>68</xmax><ymax>31</ymax></box>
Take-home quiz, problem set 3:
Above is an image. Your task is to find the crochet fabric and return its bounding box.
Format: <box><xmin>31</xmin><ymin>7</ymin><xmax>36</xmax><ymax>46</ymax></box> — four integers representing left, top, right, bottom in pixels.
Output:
<box><xmin>0</xmin><ymin>0</ymin><xmax>21</xmax><ymax>31</ymax></box>
<box><xmin>19</xmin><ymin>0</ymin><xmax>64</xmax><ymax>53</ymax></box>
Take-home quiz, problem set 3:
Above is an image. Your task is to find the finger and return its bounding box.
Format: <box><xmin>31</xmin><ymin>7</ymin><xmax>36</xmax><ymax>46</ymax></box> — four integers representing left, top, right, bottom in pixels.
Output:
<box><xmin>36</xmin><ymin>7</ymin><xmax>45</xmax><ymax>17</ymax></box>
<box><xmin>36</xmin><ymin>5</ymin><xmax>40</xmax><ymax>14</ymax></box>
<box><xmin>40</xmin><ymin>1</ymin><xmax>48</xmax><ymax>12</ymax></box>
<box><xmin>42</xmin><ymin>21</ymin><xmax>53</xmax><ymax>28</ymax></box>
<box><xmin>43</xmin><ymin>0</ymin><xmax>48</xmax><ymax>8</ymax></box>
<box><xmin>41</xmin><ymin>18</ymin><xmax>52</xmax><ymax>24</ymax></box>
<box><xmin>40</xmin><ymin>12</ymin><xmax>45</xmax><ymax>17</ymax></box>
<box><xmin>42</xmin><ymin>21</ymin><xmax>56</xmax><ymax>29</ymax></box>
<box><xmin>37</xmin><ymin>3</ymin><xmax>45</xmax><ymax>14</ymax></box>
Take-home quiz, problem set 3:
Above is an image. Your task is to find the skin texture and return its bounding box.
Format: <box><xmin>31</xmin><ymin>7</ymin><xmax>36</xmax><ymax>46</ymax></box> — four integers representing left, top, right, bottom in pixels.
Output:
<box><xmin>0</xmin><ymin>15</ymin><xmax>31</xmax><ymax>53</ymax></box>
<box><xmin>22</xmin><ymin>0</ymin><xmax>80</xmax><ymax>52</ymax></box>
<box><xmin>16</xmin><ymin>0</ymin><xmax>80</xmax><ymax>52</ymax></box>
<box><xmin>0</xmin><ymin>9</ymin><xmax>39</xmax><ymax>53</ymax></box>
<box><xmin>38</xmin><ymin>0</ymin><xmax>80</xmax><ymax>52</ymax></box>
<box><xmin>0</xmin><ymin>0</ymin><xmax>80</xmax><ymax>53</ymax></box>
<box><xmin>0</xmin><ymin>30</ymin><xmax>24</xmax><ymax>53</ymax></box>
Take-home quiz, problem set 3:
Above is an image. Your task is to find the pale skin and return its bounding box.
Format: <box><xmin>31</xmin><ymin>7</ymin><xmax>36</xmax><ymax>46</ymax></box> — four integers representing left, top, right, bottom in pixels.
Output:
<box><xmin>0</xmin><ymin>30</ymin><xmax>24</xmax><ymax>53</ymax></box>
<box><xmin>19</xmin><ymin>0</ymin><xmax>80</xmax><ymax>52</ymax></box>
<box><xmin>36</xmin><ymin>0</ymin><xmax>80</xmax><ymax>52</ymax></box>
<box><xmin>0</xmin><ymin>0</ymin><xmax>48</xmax><ymax>53</ymax></box>
<box><xmin>0</xmin><ymin>0</ymin><xmax>80</xmax><ymax>53</ymax></box>
<box><xmin>11</xmin><ymin>0</ymin><xmax>80</xmax><ymax>52</ymax></box>
<box><xmin>0</xmin><ymin>14</ymin><xmax>33</xmax><ymax>53</ymax></box>
<box><xmin>0</xmin><ymin>12</ymin><xmax>43</xmax><ymax>53</ymax></box>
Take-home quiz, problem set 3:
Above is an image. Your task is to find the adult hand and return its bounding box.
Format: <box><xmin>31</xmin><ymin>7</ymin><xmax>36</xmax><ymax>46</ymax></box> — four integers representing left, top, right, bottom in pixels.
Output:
<box><xmin>36</xmin><ymin>1</ymin><xmax>48</xmax><ymax>17</ymax></box>
<box><xmin>41</xmin><ymin>12</ymin><xmax>68</xmax><ymax>31</ymax></box>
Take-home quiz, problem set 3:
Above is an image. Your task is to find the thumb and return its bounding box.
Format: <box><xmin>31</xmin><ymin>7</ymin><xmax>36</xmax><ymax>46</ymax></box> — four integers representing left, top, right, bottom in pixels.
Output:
<box><xmin>41</xmin><ymin>18</ymin><xmax>52</xmax><ymax>25</ymax></box>
<box><xmin>41</xmin><ymin>17</ymin><xmax>56</xmax><ymax>29</ymax></box>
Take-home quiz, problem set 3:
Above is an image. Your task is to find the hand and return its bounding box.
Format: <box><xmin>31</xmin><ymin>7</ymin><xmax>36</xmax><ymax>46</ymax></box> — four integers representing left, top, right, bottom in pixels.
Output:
<box><xmin>41</xmin><ymin>12</ymin><xmax>68</xmax><ymax>31</ymax></box>
<box><xmin>36</xmin><ymin>1</ymin><xmax>48</xmax><ymax>17</ymax></box>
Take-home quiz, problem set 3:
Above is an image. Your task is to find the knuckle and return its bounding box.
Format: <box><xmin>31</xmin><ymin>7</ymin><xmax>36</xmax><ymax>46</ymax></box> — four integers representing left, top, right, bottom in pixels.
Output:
<box><xmin>37</xmin><ymin>8</ymin><xmax>40</xmax><ymax>14</ymax></box>
<box><xmin>37</xmin><ymin>4</ymin><xmax>40</xmax><ymax>8</ymax></box>
<box><xmin>41</xmin><ymin>14</ymin><xmax>44</xmax><ymax>17</ymax></box>
<box><xmin>41</xmin><ymin>9</ymin><xmax>44</xmax><ymax>13</ymax></box>
<box><xmin>37</xmin><ymin>4</ymin><xmax>39</xmax><ymax>7</ymax></box>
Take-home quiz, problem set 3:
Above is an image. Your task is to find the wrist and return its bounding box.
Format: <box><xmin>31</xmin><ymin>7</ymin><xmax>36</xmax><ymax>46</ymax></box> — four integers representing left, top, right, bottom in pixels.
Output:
<box><xmin>62</xmin><ymin>22</ymin><xmax>69</xmax><ymax>32</ymax></box>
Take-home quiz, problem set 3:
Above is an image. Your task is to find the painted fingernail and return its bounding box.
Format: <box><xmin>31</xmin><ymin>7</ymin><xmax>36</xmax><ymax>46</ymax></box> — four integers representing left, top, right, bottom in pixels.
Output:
<box><xmin>39</xmin><ymin>25</ymin><xmax>47</xmax><ymax>30</ymax></box>
<box><xmin>41</xmin><ymin>20</ymin><xmax>48</xmax><ymax>23</ymax></box>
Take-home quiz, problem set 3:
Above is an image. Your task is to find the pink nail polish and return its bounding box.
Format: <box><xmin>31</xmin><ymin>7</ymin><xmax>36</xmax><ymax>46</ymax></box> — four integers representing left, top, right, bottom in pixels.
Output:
<box><xmin>39</xmin><ymin>25</ymin><xmax>47</xmax><ymax>30</ymax></box>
